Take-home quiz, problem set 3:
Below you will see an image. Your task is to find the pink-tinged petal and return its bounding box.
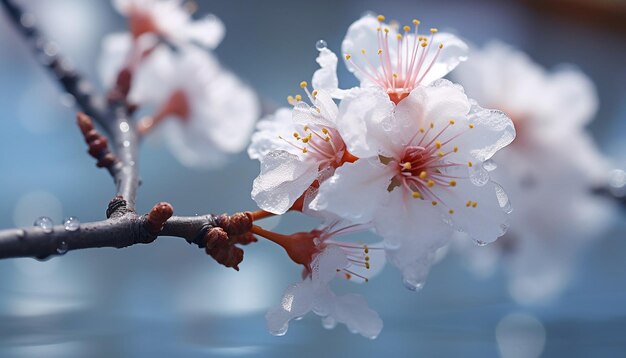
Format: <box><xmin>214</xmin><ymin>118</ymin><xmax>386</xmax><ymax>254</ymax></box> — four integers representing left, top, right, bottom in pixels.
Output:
<box><xmin>252</xmin><ymin>151</ymin><xmax>319</xmax><ymax>214</ymax></box>
<box><xmin>341</xmin><ymin>15</ymin><xmax>388</xmax><ymax>84</ymax></box>
<box><xmin>336</xmin><ymin>87</ymin><xmax>397</xmax><ymax>158</ymax></box>
<box><xmin>310</xmin><ymin>159</ymin><xmax>394</xmax><ymax>224</ymax></box>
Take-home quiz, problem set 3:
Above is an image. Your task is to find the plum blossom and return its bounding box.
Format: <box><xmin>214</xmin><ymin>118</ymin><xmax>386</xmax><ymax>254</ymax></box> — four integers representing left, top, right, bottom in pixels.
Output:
<box><xmin>311</xmin><ymin>78</ymin><xmax>515</xmax><ymax>289</ymax></box>
<box><xmin>248</xmin><ymin>68</ymin><xmax>355</xmax><ymax>214</ymax></box>
<box><xmin>112</xmin><ymin>0</ymin><xmax>224</xmax><ymax>48</ymax></box>
<box><xmin>451</xmin><ymin>41</ymin><xmax>616</xmax><ymax>304</ymax></box>
<box><xmin>260</xmin><ymin>222</ymin><xmax>385</xmax><ymax>338</ymax></box>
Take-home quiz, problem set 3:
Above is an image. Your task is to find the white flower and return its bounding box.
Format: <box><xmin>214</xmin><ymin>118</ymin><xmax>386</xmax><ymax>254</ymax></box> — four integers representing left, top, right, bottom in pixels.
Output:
<box><xmin>100</xmin><ymin>41</ymin><xmax>259</xmax><ymax>168</ymax></box>
<box><xmin>113</xmin><ymin>0</ymin><xmax>224</xmax><ymax>48</ymax></box>
<box><xmin>451</xmin><ymin>41</ymin><xmax>615</xmax><ymax>304</ymax></box>
<box><xmin>316</xmin><ymin>14</ymin><xmax>468</xmax><ymax>102</ymax></box>
<box><xmin>248</xmin><ymin>62</ymin><xmax>355</xmax><ymax>214</ymax></box>
<box><xmin>262</xmin><ymin>223</ymin><xmax>385</xmax><ymax>339</ymax></box>
<box><xmin>311</xmin><ymin>79</ymin><xmax>515</xmax><ymax>289</ymax></box>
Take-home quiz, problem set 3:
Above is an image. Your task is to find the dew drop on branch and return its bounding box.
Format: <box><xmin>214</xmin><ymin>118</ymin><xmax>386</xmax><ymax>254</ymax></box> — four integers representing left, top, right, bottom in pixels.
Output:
<box><xmin>56</xmin><ymin>241</ymin><xmax>69</xmax><ymax>255</ymax></box>
<box><xmin>33</xmin><ymin>217</ymin><xmax>53</xmax><ymax>233</ymax></box>
<box><xmin>63</xmin><ymin>216</ymin><xmax>80</xmax><ymax>232</ymax></box>
<box><xmin>315</xmin><ymin>39</ymin><xmax>327</xmax><ymax>51</ymax></box>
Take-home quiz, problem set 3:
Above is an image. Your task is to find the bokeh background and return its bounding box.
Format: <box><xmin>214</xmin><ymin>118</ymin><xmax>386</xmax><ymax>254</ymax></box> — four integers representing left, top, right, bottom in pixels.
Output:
<box><xmin>1</xmin><ymin>0</ymin><xmax>625</xmax><ymax>356</ymax></box>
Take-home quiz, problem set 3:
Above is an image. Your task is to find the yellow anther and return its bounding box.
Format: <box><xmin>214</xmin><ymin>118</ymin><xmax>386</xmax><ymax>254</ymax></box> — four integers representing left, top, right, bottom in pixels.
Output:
<box><xmin>302</xmin><ymin>136</ymin><xmax>310</xmax><ymax>143</ymax></box>
<box><xmin>403</xmin><ymin>25</ymin><xmax>411</xmax><ymax>32</ymax></box>
<box><xmin>365</xmin><ymin>278</ymin><xmax>369</xmax><ymax>283</ymax></box>
<box><xmin>430</xmin><ymin>28</ymin><xmax>438</xmax><ymax>33</ymax></box>
<box><xmin>472</xmin><ymin>201</ymin><xmax>478</xmax><ymax>208</ymax></box>
<box><xmin>412</xmin><ymin>19</ymin><xmax>420</xmax><ymax>25</ymax></box>
<box><xmin>439</xmin><ymin>44</ymin><xmax>444</xmax><ymax>49</ymax></box>
<box><xmin>412</xmin><ymin>191</ymin><xmax>421</xmax><ymax>199</ymax></box>
<box><xmin>402</xmin><ymin>162</ymin><xmax>412</xmax><ymax>170</ymax></box>
<box><xmin>377</xmin><ymin>15</ymin><xmax>385</xmax><ymax>22</ymax></box>
<box><xmin>396</xmin><ymin>34</ymin><xmax>402</xmax><ymax>40</ymax></box>
<box><xmin>453</xmin><ymin>146</ymin><xmax>459</xmax><ymax>152</ymax></box>
<box><xmin>364</xmin><ymin>245</ymin><xmax>369</xmax><ymax>254</ymax></box>
<box><xmin>384</xmin><ymin>27</ymin><xmax>389</xmax><ymax>33</ymax></box>
<box><xmin>430</xmin><ymin>122</ymin><xmax>434</xmax><ymax>129</ymax></box>
<box><xmin>419</xmin><ymin>128</ymin><xmax>425</xmax><ymax>133</ymax></box>
<box><xmin>365</xmin><ymin>256</ymin><xmax>370</xmax><ymax>262</ymax></box>
<box><xmin>449</xmin><ymin>209</ymin><xmax>455</xmax><ymax>214</ymax></box>
<box><xmin>377</xmin><ymin>49</ymin><xmax>383</xmax><ymax>55</ymax></box>
<box><xmin>419</xmin><ymin>171</ymin><xmax>428</xmax><ymax>179</ymax></box>
<box><xmin>345</xmin><ymin>273</ymin><xmax>352</xmax><ymax>279</ymax></box>
<box><xmin>316</xmin><ymin>107</ymin><xmax>321</xmax><ymax>113</ymax></box>
<box><xmin>312</xmin><ymin>90</ymin><xmax>318</xmax><ymax>97</ymax></box>
<box><xmin>469</xmin><ymin>124</ymin><xmax>475</xmax><ymax>129</ymax></box>
<box><xmin>449</xmin><ymin>180</ymin><xmax>457</xmax><ymax>187</ymax></box>
<box><xmin>421</xmin><ymin>42</ymin><xmax>428</xmax><ymax>48</ymax></box>
<box><xmin>361</xmin><ymin>48</ymin><xmax>366</xmax><ymax>54</ymax></box>
<box><xmin>376</xmin><ymin>27</ymin><xmax>381</xmax><ymax>32</ymax></box>
<box><xmin>299</xmin><ymin>81</ymin><xmax>307</xmax><ymax>88</ymax></box>
<box><xmin>449</xmin><ymin>119</ymin><xmax>455</xmax><ymax>125</ymax></box>
<box><xmin>321</xmin><ymin>127</ymin><xmax>329</xmax><ymax>134</ymax></box>
<box><xmin>303</xmin><ymin>125</ymin><xmax>309</xmax><ymax>131</ymax></box>
<box><xmin>293</xmin><ymin>132</ymin><xmax>300</xmax><ymax>138</ymax></box>
<box><xmin>437</xmin><ymin>151</ymin><xmax>444</xmax><ymax>157</ymax></box>
<box><xmin>324</xmin><ymin>137</ymin><xmax>331</xmax><ymax>142</ymax></box>
<box><xmin>295</xmin><ymin>94</ymin><xmax>302</xmax><ymax>102</ymax></box>
<box><xmin>365</xmin><ymin>263</ymin><xmax>370</xmax><ymax>269</ymax></box>
<box><xmin>427</xmin><ymin>180</ymin><xmax>435</xmax><ymax>188</ymax></box>
<box><xmin>468</xmin><ymin>161</ymin><xmax>473</xmax><ymax>167</ymax></box>
<box><xmin>302</xmin><ymin>147</ymin><xmax>308</xmax><ymax>153</ymax></box>
<box><xmin>431</xmin><ymin>201</ymin><xmax>438</xmax><ymax>206</ymax></box>
<box><xmin>435</xmin><ymin>141</ymin><xmax>442</xmax><ymax>149</ymax></box>
<box><xmin>287</xmin><ymin>95</ymin><xmax>294</xmax><ymax>103</ymax></box>
<box><xmin>466</xmin><ymin>200</ymin><xmax>472</xmax><ymax>207</ymax></box>
<box><xmin>392</xmin><ymin>73</ymin><xmax>398</xmax><ymax>78</ymax></box>
<box><xmin>345</xmin><ymin>54</ymin><xmax>352</xmax><ymax>60</ymax></box>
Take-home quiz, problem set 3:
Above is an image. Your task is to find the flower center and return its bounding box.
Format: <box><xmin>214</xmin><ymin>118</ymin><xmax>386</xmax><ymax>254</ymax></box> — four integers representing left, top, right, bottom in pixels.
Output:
<box><xmin>390</xmin><ymin>119</ymin><xmax>477</xmax><ymax>213</ymax></box>
<box><xmin>129</xmin><ymin>9</ymin><xmax>160</xmax><ymax>39</ymax></box>
<box><xmin>345</xmin><ymin>15</ymin><xmax>445</xmax><ymax>104</ymax></box>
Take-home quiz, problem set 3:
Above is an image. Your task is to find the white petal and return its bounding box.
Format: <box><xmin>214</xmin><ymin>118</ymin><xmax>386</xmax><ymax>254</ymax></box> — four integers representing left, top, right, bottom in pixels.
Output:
<box><xmin>252</xmin><ymin>151</ymin><xmax>319</xmax><ymax>214</ymax></box>
<box><xmin>266</xmin><ymin>280</ymin><xmax>315</xmax><ymax>335</ymax></box>
<box><xmin>161</xmin><ymin>120</ymin><xmax>229</xmax><ymax>169</ymax></box>
<box><xmin>341</xmin><ymin>15</ymin><xmax>386</xmax><ymax>84</ymax></box>
<box><xmin>98</xmin><ymin>33</ymin><xmax>133</xmax><ymax>89</ymax></box>
<box><xmin>336</xmin><ymin>87</ymin><xmax>397</xmax><ymax>158</ymax></box>
<box><xmin>418</xmin><ymin>32</ymin><xmax>468</xmax><ymax>85</ymax></box>
<box><xmin>312</xmin><ymin>48</ymin><xmax>349</xmax><ymax>99</ymax></box>
<box><xmin>248</xmin><ymin>108</ymin><xmax>296</xmax><ymax>160</ymax></box>
<box><xmin>310</xmin><ymin>159</ymin><xmax>394</xmax><ymax>224</ymax></box>
<box><xmin>311</xmin><ymin>245</ymin><xmax>349</xmax><ymax>285</ymax></box>
<box><xmin>329</xmin><ymin>293</ymin><xmax>383</xmax><ymax>339</ymax></box>
<box><xmin>184</xmin><ymin>14</ymin><xmax>225</xmax><ymax>49</ymax></box>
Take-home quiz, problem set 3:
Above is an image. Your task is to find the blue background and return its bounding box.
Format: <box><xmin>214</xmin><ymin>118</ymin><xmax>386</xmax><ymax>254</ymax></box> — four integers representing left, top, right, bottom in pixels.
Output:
<box><xmin>0</xmin><ymin>0</ymin><xmax>625</xmax><ymax>356</ymax></box>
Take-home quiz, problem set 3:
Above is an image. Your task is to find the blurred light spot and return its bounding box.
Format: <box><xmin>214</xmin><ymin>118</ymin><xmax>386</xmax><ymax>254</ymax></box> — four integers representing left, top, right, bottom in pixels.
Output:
<box><xmin>203</xmin><ymin>346</ymin><xmax>266</xmax><ymax>356</ymax></box>
<box><xmin>608</xmin><ymin>169</ymin><xmax>626</xmax><ymax>197</ymax></box>
<box><xmin>176</xmin><ymin>254</ymin><xmax>282</xmax><ymax>316</ymax></box>
<box><xmin>13</xmin><ymin>191</ymin><xmax>63</xmax><ymax>228</ymax></box>
<box><xmin>496</xmin><ymin>312</ymin><xmax>546</xmax><ymax>358</ymax></box>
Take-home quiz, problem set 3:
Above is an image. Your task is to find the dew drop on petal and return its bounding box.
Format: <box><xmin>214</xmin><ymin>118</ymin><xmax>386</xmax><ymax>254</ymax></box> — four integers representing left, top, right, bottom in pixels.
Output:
<box><xmin>483</xmin><ymin>159</ymin><xmax>498</xmax><ymax>171</ymax></box>
<box><xmin>322</xmin><ymin>316</ymin><xmax>337</xmax><ymax>330</ymax></box>
<box><xmin>469</xmin><ymin>165</ymin><xmax>489</xmax><ymax>186</ymax></box>
<box><xmin>494</xmin><ymin>183</ymin><xmax>512</xmax><ymax>214</ymax></box>
<box><xmin>56</xmin><ymin>240</ymin><xmax>69</xmax><ymax>255</ymax></box>
<box><xmin>402</xmin><ymin>277</ymin><xmax>425</xmax><ymax>291</ymax></box>
<box><xmin>315</xmin><ymin>39</ymin><xmax>327</xmax><ymax>51</ymax></box>
<box><xmin>34</xmin><ymin>216</ymin><xmax>53</xmax><ymax>233</ymax></box>
<box><xmin>269</xmin><ymin>323</ymin><xmax>288</xmax><ymax>337</ymax></box>
<box><xmin>63</xmin><ymin>216</ymin><xmax>80</xmax><ymax>231</ymax></box>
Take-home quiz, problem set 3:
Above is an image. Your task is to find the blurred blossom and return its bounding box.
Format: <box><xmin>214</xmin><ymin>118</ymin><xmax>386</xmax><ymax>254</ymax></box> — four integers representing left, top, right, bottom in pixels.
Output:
<box><xmin>99</xmin><ymin>1</ymin><xmax>260</xmax><ymax>169</ymax></box>
<box><xmin>496</xmin><ymin>312</ymin><xmax>546</xmax><ymax>358</ymax></box>
<box><xmin>451</xmin><ymin>41</ymin><xmax>616</xmax><ymax>304</ymax></box>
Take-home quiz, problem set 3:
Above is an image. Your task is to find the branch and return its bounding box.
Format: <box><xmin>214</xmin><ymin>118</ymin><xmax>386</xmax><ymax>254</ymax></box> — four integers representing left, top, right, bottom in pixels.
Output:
<box><xmin>1</xmin><ymin>0</ymin><xmax>105</xmax><ymax>122</ymax></box>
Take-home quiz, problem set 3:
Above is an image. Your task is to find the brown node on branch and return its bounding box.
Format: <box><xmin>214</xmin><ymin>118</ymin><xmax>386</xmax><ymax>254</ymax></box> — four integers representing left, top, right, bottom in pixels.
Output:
<box><xmin>76</xmin><ymin>112</ymin><xmax>118</xmax><ymax>169</ymax></box>
<box><xmin>145</xmin><ymin>202</ymin><xmax>174</xmax><ymax>235</ymax></box>
<box><xmin>106</xmin><ymin>195</ymin><xmax>128</xmax><ymax>218</ymax></box>
<box><xmin>215</xmin><ymin>212</ymin><xmax>253</xmax><ymax>236</ymax></box>
<box><xmin>204</xmin><ymin>227</ymin><xmax>244</xmax><ymax>271</ymax></box>
<box><xmin>107</xmin><ymin>67</ymin><xmax>132</xmax><ymax>103</ymax></box>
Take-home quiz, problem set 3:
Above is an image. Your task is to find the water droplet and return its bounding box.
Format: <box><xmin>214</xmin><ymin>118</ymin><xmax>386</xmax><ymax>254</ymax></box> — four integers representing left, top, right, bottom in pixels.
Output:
<box><xmin>123</xmin><ymin>140</ymin><xmax>130</xmax><ymax>148</ymax></box>
<box><xmin>293</xmin><ymin>316</ymin><xmax>304</xmax><ymax>321</ymax></box>
<box><xmin>322</xmin><ymin>316</ymin><xmax>337</xmax><ymax>330</ymax></box>
<box><xmin>483</xmin><ymin>159</ymin><xmax>497</xmax><ymax>171</ymax></box>
<box><xmin>361</xmin><ymin>10</ymin><xmax>376</xmax><ymax>18</ymax></box>
<box><xmin>34</xmin><ymin>217</ymin><xmax>53</xmax><ymax>233</ymax></box>
<box><xmin>56</xmin><ymin>241</ymin><xmax>69</xmax><ymax>255</ymax></box>
<box><xmin>44</xmin><ymin>42</ymin><xmax>58</xmax><ymax>57</ymax></box>
<box><xmin>473</xmin><ymin>239</ymin><xmax>488</xmax><ymax>247</ymax></box>
<box><xmin>269</xmin><ymin>323</ymin><xmax>288</xmax><ymax>337</ymax></box>
<box><xmin>63</xmin><ymin>216</ymin><xmax>80</xmax><ymax>231</ymax></box>
<box><xmin>119</xmin><ymin>122</ymin><xmax>130</xmax><ymax>133</ymax></box>
<box><xmin>16</xmin><ymin>229</ymin><xmax>26</xmax><ymax>239</ymax></box>
<box><xmin>469</xmin><ymin>165</ymin><xmax>489</xmax><ymax>186</ymax></box>
<box><xmin>609</xmin><ymin>169</ymin><xmax>626</xmax><ymax>197</ymax></box>
<box><xmin>20</xmin><ymin>13</ymin><xmax>35</xmax><ymax>28</ymax></box>
<box><xmin>402</xmin><ymin>277</ymin><xmax>425</xmax><ymax>291</ymax></box>
<box><xmin>494</xmin><ymin>183</ymin><xmax>512</xmax><ymax>213</ymax></box>
<box><xmin>315</xmin><ymin>39</ymin><xmax>327</xmax><ymax>51</ymax></box>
